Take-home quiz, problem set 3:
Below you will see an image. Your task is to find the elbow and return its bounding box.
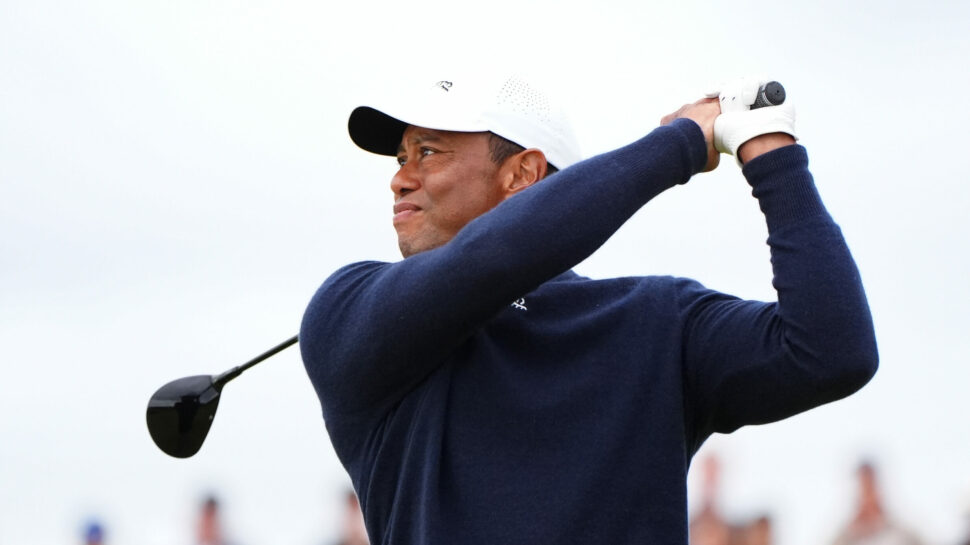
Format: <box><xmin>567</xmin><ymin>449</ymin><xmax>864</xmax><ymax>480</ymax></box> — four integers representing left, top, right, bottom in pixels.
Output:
<box><xmin>804</xmin><ymin>305</ymin><xmax>880</xmax><ymax>398</ymax></box>
<box><xmin>783</xmin><ymin>317</ymin><xmax>879</xmax><ymax>402</ymax></box>
<box><xmin>835</xmin><ymin>293</ymin><xmax>879</xmax><ymax>394</ymax></box>
<box><xmin>816</xmin><ymin>334</ymin><xmax>879</xmax><ymax>400</ymax></box>
<box><xmin>839</xmin><ymin>318</ymin><xmax>880</xmax><ymax>393</ymax></box>
<box><xmin>838</xmin><ymin>348</ymin><xmax>878</xmax><ymax>396</ymax></box>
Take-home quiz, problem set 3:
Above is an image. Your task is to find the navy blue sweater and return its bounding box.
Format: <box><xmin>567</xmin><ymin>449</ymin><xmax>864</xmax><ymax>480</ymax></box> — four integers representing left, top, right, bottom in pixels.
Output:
<box><xmin>300</xmin><ymin>119</ymin><xmax>878</xmax><ymax>544</ymax></box>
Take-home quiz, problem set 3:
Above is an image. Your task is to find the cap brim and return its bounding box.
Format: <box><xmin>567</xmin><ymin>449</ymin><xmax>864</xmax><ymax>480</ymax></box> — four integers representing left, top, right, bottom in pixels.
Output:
<box><xmin>348</xmin><ymin>106</ymin><xmax>409</xmax><ymax>157</ymax></box>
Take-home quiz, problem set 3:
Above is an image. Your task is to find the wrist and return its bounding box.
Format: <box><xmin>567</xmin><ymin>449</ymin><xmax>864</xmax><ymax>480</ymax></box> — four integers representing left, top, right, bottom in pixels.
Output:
<box><xmin>738</xmin><ymin>133</ymin><xmax>797</xmax><ymax>164</ymax></box>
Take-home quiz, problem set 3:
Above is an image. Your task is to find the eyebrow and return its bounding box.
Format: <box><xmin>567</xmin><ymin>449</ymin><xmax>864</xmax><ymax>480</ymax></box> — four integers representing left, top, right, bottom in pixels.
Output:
<box><xmin>397</xmin><ymin>132</ymin><xmax>446</xmax><ymax>155</ymax></box>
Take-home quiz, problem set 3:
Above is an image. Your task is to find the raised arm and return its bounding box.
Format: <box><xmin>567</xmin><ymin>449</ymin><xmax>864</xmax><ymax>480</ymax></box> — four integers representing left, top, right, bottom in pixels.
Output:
<box><xmin>682</xmin><ymin>143</ymin><xmax>878</xmax><ymax>444</ymax></box>
<box><xmin>301</xmin><ymin>119</ymin><xmax>709</xmax><ymax>418</ymax></box>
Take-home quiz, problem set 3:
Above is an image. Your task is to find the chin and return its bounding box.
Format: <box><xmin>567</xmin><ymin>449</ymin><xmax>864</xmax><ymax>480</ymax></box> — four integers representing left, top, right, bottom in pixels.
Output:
<box><xmin>397</xmin><ymin>238</ymin><xmax>422</xmax><ymax>258</ymax></box>
<box><xmin>397</xmin><ymin>235</ymin><xmax>447</xmax><ymax>258</ymax></box>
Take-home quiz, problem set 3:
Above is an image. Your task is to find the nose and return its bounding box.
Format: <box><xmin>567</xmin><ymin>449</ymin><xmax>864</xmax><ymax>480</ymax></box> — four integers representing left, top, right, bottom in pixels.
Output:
<box><xmin>391</xmin><ymin>160</ymin><xmax>420</xmax><ymax>197</ymax></box>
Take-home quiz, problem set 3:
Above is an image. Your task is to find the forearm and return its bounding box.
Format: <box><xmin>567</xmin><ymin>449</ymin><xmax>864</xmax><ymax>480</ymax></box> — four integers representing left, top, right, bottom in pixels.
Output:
<box><xmin>302</xmin><ymin>119</ymin><xmax>708</xmax><ymax>415</ymax></box>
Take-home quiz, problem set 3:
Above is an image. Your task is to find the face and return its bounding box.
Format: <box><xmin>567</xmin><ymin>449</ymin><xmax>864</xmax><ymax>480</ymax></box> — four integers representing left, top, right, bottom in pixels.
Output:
<box><xmin>391</xmin><ymin>126</ymin><xmax>508</xmax><ymax>257</ymax></box>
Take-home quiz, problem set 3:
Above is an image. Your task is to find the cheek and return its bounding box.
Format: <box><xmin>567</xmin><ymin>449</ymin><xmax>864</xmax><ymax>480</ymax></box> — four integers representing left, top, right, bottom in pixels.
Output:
<box><xmin>442</xmin><ymin>184</ymin><xmax>503</xmax><ymax>229</ymax></box>
<box><xmin>427</xmin><ymin>172</ymin><xmax>500</xmax><ymax>221</ymax></box>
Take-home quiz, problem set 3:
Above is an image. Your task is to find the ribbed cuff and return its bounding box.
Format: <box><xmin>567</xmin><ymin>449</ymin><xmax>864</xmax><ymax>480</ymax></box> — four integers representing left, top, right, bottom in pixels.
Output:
<box><xmin>670</xmin><ymin>118</ymin><xmax>709</xmax><ymax>180</ymax></box>
<box><xmin>742</xmin><ymin>145</ymin><xmax>830</xmax><ymax>232</ymax></box>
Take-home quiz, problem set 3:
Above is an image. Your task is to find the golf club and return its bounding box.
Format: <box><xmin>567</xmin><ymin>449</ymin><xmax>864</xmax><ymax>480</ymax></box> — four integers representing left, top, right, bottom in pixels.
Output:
<box><xmin>146</xmin><ymin>335</ymin><xmax>298</xmax><ymax>458</ymax></box>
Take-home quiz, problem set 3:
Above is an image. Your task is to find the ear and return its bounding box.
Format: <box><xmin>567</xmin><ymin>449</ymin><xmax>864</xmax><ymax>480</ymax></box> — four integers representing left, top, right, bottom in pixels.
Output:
<box><xmin>502</xmin><ymin>148</ymin><xmax>549</xmax><ymax>196</ymax></box>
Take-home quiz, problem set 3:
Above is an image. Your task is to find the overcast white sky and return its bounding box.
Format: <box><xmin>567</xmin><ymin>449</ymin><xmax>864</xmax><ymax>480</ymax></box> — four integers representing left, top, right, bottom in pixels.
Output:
<box><xmin>2</xmin><ymin>1</ymin><xmax>969</xmax><ymax>544</ymax></box>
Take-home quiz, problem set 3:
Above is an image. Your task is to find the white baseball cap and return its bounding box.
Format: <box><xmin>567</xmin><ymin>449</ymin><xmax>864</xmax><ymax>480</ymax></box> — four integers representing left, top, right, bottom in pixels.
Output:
<box><xmin>348</xmin><ymin>73</ymin><xmax>582</xmax><ymax>171</ymax></box>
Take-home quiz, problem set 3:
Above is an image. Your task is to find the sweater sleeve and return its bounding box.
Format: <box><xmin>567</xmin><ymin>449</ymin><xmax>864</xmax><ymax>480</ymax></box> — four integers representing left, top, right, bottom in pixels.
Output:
<box><xmin>301</xmin><ymin>119</ymin><xmax>708</xmax><ymax>418</ymax></box>
<box><xmin>681</xmin><ymin>145</ymin><xmax>878</xmax><ymax>443</ymax></box>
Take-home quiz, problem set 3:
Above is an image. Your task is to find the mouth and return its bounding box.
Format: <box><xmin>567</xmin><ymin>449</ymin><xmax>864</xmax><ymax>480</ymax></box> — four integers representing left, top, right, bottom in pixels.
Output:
<box><xmin>393</xmin><ymin>202</ymin><xmax>421</xmax><ymax>225</ymax></box>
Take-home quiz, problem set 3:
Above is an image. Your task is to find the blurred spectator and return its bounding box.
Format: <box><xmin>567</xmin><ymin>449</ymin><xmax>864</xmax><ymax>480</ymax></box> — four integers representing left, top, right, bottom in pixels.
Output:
<box><xmin>197</xmin><ymin>494</ymin><xmax>227</xmax><ymax>545</ymax></box>
<box><xmin>82</xmin><ymin>519</ymin><xmax>105</xmax><ymax>545</ymax></box>
<box><xmin>831</xmin><ymin>461</ymin><xmax>924</xmax><ymax>545</ymax></box>
<box><xmin>331</xmin><ymin>490</ymin><xmax>369</xmax><ymax>545</ymax></box>
<box><xmin>689</xmin><ymin>455</ymin><xmax>732</xmax><ymax>545</ymax></box>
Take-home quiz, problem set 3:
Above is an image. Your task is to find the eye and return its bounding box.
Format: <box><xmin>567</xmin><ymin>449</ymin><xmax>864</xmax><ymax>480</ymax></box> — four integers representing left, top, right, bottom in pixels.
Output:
<box><xmin>396</xmin><ymin>147</ymin><xmax>437</xmax><ymax>168</ymax></box>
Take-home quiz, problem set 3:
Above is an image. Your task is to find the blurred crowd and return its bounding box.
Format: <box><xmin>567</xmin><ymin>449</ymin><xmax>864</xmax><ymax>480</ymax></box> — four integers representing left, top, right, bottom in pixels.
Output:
<box><xmin>79</xmin><ymin>488</ymin><xmax>368</xmax><ymax>545</ymax></box>
<box><xmin>79</xmin><ymin>457</ymin><xmax>970</xmax><ymax>545</ymax></box>
<box><xmin>688</xmin><ymin>456</ymin><xmax>966</xmax><ymax>545</ymax></box>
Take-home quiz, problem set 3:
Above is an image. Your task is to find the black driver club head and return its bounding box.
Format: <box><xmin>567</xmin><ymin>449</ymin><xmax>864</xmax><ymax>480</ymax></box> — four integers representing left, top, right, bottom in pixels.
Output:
<box><xmin>146</xmin><ymin>375</ymin><xmax>223</xmax><ymax>458</ymax></box>
<box><xmin>145</xmin><ymin>335</ymin><xmax>298</xmax><ymax>458</ymax></box>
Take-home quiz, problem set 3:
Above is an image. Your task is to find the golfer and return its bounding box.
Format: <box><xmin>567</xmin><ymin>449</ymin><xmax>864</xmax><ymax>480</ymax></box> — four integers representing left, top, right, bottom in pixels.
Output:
<box><xmin>300</xmin><ymin>73</ymin><xmax>878</xmax><ymax>544</ymax></box>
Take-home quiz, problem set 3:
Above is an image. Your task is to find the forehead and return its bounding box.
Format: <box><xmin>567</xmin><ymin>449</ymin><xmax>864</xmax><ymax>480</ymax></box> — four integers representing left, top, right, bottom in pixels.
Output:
<box><xmin>397</xmin><ymin>126</ymin><xmax>489</xmax><ymax>153</ymax></box>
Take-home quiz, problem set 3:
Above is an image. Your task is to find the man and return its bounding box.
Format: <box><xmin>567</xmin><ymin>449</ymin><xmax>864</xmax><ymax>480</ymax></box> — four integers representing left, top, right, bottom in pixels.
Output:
<box><xmin>831</xmin><ymin>461</ymin><xmax>924</xmax><ymax>545</ymax></box>
<box><xmin>300</xmin><ymin>73</ymin><xmax>878</xmax><ymax>544</ymax></box>
<box><xmin>196</xmin><ymin>495</ymin><xmax>226</xmax><ymax>545</ymax></box>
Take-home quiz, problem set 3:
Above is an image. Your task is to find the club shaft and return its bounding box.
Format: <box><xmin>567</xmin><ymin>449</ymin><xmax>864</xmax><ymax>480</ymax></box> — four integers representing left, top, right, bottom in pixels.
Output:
<box><xmin>213</xmin><ymin>335</ymin><xmax>299</xmax><ymax>388</ymax></box>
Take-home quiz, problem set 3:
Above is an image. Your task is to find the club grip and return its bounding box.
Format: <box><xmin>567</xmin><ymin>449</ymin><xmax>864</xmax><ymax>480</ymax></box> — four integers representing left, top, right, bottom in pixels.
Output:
<box><xmin>752</xmin><ymin>81</ymin><xmax>785</xmax><ymax>109</ymax></box>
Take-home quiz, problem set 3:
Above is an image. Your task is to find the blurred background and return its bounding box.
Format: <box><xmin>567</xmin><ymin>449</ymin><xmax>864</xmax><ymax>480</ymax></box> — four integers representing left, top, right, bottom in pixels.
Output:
<box><xmin>2</xmin><ymin>0</ymin><xmax>969</xmax><ymax>544</ymax></box>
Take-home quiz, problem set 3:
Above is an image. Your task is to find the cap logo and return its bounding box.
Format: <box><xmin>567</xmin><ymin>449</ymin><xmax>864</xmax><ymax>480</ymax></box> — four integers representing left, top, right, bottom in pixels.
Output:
<box><xmin>435</xmin><ymin>80</ymin><xmax>453</xmax><ymax>92</ymax></box>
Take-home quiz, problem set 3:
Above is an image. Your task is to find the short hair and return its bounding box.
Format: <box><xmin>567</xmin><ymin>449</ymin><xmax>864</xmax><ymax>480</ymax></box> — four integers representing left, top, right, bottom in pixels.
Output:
<box><xmin>487</xmin><ymin>132</ymin><xmax>559</xmax><ymax>177</ymax></box>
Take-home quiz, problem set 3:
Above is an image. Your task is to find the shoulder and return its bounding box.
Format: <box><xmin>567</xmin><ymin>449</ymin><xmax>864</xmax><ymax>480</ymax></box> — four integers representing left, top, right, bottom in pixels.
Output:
<box><xmin>308</xmin><ymin>261</ymin><xmax>390</xmax><ymax>305</ymax></box>
<box><xmin>548</xmin><ymin>271</ymin><xmax>716</xmax><ymax>295</ymax></box>
<box><xmin>615</xmin><ymin>274</ymin><xmax>720</xmax><ymax>301</ymax></box>
<box><xmin>549</xmin><ymin>272</ymin><xmax>727</xmax><ymax>313</ymax></box>
<box><xmin>300</xmin><ymin>261</ymin><xmax>390</xmax><ymax>346</ymax></box>
<box><xmin>624</xmin><ymin>275</ymin><xmax>747</xmax><ymax>326</ymax></box>
<box><xmin>325</xmin><ymin>260</ymin><xmax>391</xmax><ymax>287</ymax></box>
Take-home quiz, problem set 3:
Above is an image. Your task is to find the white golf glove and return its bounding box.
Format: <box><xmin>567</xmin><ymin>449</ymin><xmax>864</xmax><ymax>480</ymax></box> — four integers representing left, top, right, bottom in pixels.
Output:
<box><xmin>706</xmin><ymin>76</ymin><xmax>797</xmax><ymax>163</ymax></box>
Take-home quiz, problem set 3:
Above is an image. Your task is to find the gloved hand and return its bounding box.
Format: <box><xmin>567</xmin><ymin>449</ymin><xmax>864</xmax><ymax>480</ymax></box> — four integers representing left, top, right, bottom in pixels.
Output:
<box><xmin>706</xmin><ymin>77</ymin><xmax>798</xmax><ymax>163</ymax></box>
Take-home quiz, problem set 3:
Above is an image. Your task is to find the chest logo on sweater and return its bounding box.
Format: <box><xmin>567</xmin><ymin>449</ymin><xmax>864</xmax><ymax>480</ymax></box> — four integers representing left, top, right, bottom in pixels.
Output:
<box><xmin>510</xmin><ymin>298</ymin><xmax>528</xmax><ymax>311</ymax></box>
